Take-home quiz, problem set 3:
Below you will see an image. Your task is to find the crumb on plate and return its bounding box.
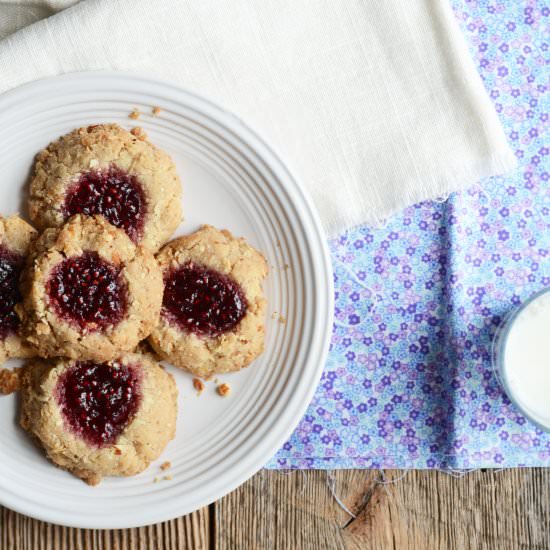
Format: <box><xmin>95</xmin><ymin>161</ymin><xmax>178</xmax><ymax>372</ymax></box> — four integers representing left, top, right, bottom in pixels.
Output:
<box><xmin>163</xmin><ymin>475</ymin><xmax>173</xmax><ymax>481</ymax></box>
<box><xmin>217</xmin><ymin>383</ymin><xmax>231</xmax><ymax>397</ymax></box>
<box><xmin>152</xmin><ymin>106</ymin><xmax>162</xmax><ymax>116</ymax></box>
<box><xmin>160</xmin><ymin>461</ymin><xmax>171</xmax><ymax>471</ymax></box>
<box><xmin>193</xmin><ymin>378</ymin><xmax>205</xmax><ymax>394</ymax></box>
<box><xmin>0</xmin><ymin>368</ymin><xmax>22</xmax><ymax>395</ymax></box>
<box><xmin>129</xmin><ymin>108</ymin><xmax>141</xmax><ymax>120</ymax></box>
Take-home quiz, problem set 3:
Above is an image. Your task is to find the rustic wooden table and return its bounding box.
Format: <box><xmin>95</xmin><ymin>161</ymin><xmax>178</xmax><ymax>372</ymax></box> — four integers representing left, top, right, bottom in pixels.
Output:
<box><xmin>1</xmin><ymin>468</ymin><xmax>548</xmax><ymax>549</ymax></box>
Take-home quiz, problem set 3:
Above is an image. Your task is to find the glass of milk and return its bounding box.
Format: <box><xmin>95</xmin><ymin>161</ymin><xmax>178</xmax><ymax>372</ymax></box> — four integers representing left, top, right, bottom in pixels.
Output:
<box><xmin>492</xmin><ymin>287</ymin><xmax>550</xmax><ymax>433</ymax></box>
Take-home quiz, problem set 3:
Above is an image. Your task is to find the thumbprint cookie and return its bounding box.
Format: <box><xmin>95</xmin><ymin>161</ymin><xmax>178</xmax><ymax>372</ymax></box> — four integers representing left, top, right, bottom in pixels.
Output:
<box><xmin>20</xmin><ymin>215</ymin><xmax>162</xmax><ymax>361</ymax></box>
<box><xmin>0</xmin><ymin>215</ymin><xmax>37</xmax><ymax>366</ymax></box>
<box><xmin>149</xmin><ymin>225</ymin><xmax>268</xmax><ymax>378</ymax></box>
<box><xmin>20</xmin><ymin>352</ymin><xmax>177</xmax><ymax>485</ymax></box>
<box><xmin>29</xmin><ymin>123</ymin><xmax>182</xmax><ymax>251</ymax></box>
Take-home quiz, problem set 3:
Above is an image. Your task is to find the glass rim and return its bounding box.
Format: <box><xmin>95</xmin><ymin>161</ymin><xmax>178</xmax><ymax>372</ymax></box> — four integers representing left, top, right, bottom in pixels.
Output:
<box><xmin>492</xmin><ymin>286</ymin><xmax>550</xmax><ymax>434</ymax></box>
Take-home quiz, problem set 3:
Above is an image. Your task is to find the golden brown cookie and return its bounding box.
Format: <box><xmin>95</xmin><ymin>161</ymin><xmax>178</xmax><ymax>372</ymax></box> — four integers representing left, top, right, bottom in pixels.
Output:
<box><xmin>20</xmin><ymin>215</ymin><xmax>163</xmax><ymax>361</ymax></box>
<box><xmin>20</xmin><ymin>353</ymin><xmax>178</xmax><ymax>486</ymax></box>
<box><xmin>0</xmin><ymin>215</ymin><xmax>37</xmax><ymax>366</ymax></box>
<box><xmin>29</xmin><ymin>123</ymin><xmax>182</xmax><ymax>251</ymax></box>
<box><xmin>148</xmin><ymin>225</ymin><xmax>268</xmax><ymax>378</ymax></box>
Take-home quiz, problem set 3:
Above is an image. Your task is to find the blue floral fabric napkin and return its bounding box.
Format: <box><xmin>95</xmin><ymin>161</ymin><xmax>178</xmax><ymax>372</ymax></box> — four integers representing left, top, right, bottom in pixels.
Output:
<box><xmin>268</xmin><ymin>1</ymin><xmax>549</xmax><ymax>469</ymax></box>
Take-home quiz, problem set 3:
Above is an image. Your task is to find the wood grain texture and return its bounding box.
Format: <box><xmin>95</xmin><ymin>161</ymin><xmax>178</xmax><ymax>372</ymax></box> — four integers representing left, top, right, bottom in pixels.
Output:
<box><xmin>213</xmin><ymin>469</ymin><xmax>550</xmax><ymax>550</ymax></box>
<box><xmin>0</xmin><ymin>507</ymin><xmax>210</xmax><ymax>550</ymax></box>
<box><xmin>1</xmin><ymin>469</ymin><xmax>548</xmax><ymax>549</ymax></box>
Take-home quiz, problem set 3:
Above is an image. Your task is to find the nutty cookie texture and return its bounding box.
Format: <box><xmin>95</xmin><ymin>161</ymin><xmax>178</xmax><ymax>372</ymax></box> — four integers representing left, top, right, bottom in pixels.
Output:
<box><xmin>148</xmin><ymin>225</ymin><xmax>268</xmax><ymax>378</ymax></box>
<box><xmin>20</xmin><ymin>352</ymin><xmax>178</xmax><ymax>486</ymax></box>
<box><xmin>0</xmin><ymin>215</ymin><xmax>37</xmax><ymax>366</ymax></box>
<box><xmin>29</xmin><ymin>123</ymin><xmax>182</xmax><ymax>251</ymax></box>
<box><xmin>19</xmin><ymin>215</ymin><xmax>163</xmax><ymax>361</ymax></box>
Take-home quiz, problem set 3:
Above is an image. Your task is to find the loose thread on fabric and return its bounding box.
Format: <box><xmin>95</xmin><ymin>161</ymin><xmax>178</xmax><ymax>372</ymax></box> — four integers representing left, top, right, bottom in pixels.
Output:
<box><xmin>378</xmin><ymin>469</ymin><xmax>409</xmax><ymax>485</ymax></box>
<box><xmin>326</xmin><ymin>471</ymin><xmax>357</xmax><ymax>519</ymax></box>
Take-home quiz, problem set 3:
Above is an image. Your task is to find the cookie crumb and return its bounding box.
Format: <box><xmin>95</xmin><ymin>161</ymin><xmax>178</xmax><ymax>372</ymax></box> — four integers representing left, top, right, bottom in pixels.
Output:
<box><xmin>130</xmin><ymin>126</ymin><xmax>148</xmax><ymax>140</ymax></box>
<box><xmin>193</xmin><ymin>378</ymin><xmax>205</xmax><ymax>394</ymax></box>
<box><xmin>0</xmin><ymin>368</ymin><xmax>22</xmax><ymax>395</ymax></box>
<box><xmin>152</xmin><ymin>106</ymin><xmax>162</xmax><ymax>116</ymax></box>
<box><xmin>217</xmin><ymin>383</ymin><xmax>231</xmax><ymax>397</ymax></box>
<box><xmin>271</xmin><ymin>312</ymin><xmax>278</xmax><ymax>320</ymax></box>
<box><xmin>153</xmin><ymin>477</ymin><xmax>160</xmax><ymax>483</ymax></box>
<box><xmin>278</xmin><ymin>315</ymin><xmax>287</xmax><ymax>324</ymax></box>
<box><xmin>129</xmin><ymin>108</ymin><xmax>141</xmax><ymax>120</ymax></box>
<box><xmin>160</xmin><ymin>461</ymin><xmax>171</xmax><ymax>471</ymax></box>
<box><xmin>163</xmin><ymin>475</ymin><xmax>173</xmax><ymax>481</ymax></box>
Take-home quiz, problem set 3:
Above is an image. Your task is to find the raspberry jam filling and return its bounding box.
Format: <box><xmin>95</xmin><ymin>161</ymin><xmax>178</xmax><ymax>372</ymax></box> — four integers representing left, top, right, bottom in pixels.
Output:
<box><xmin>64</xmin><ymin>165</ymin><xmax>147</xmax><ymax>242</ymax></box>
<box><xmin>0</xmin><ymin>245</ymin><xmax>23</xmax><ymax>341</ymax></box>
<box><xmin>56</xmin><ymin>361</ymin><xmax>141</xmax><ymax>447</ymax></box>
<box><xmin>162</xmin><ymin>262</ymin><xmax>248</xmax><ymax>337</ymax></box>
<box><xmin>47</xmin><ymin>251</ymin><xmax>127</xmax><ymax>332</ymax></box>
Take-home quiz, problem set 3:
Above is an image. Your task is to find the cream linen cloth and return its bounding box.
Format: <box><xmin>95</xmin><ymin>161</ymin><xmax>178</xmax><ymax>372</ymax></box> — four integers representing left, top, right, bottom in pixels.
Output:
<box><xmin>0</xmin><ymin>0</ymin><xmax>516</xmax><ymax>235</ymax></box>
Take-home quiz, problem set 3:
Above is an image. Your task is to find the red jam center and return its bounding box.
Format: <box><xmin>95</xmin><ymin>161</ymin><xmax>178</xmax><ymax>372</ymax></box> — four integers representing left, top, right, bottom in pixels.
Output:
<box><xmin>162</xmin><ymin>262</ymin><xmax>247</xmax><ymax>337</ymax></box>
<box><xmin>56</xmin><ymin>361</ymin><xmax>141</xmax><ymax>447</ymax></box>
<box><xmin>64</xmin><ymin>166</ymin><xmax>147</xmax><ymax>242</ymax></box>
<box><xmin>47</xmin><ymin>252</ymin><xmax>127</xmax><ymax>332</ymax></box>
<box><xmin>0</xmin><ymin>245</ymin><xmax>23</xmax><ymax>341</ymax></box>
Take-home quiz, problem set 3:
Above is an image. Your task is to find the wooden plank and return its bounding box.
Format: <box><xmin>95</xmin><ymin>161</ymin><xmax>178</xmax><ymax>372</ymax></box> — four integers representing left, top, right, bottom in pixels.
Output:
<box><xmin>214</xmin><ymin>469</ymin><xmax>550</xmax><ymax>550</ymax></box>
<box><xmin>1</xmin><ymin>469</ymin><xmax>548</xmax><ymax>549</ymax></box>
<box><xmin>0</xmin><ymin>506</ymin><xmax>210</xmax><ymax>550</ymax></box>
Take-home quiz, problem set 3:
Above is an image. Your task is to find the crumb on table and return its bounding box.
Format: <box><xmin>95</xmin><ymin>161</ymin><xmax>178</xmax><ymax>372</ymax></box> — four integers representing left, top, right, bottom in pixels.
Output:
<box><xmin>217</xmin><ymin>383</ymin><xmax>231</xmax><ymax>397</ymax></box>
<box><xmin>193</xmin><ymin>378</ymin><xmax>205</xmax><ymax>394</ymax></box>
<box><xmin>0</xmin><ymin>368</ymin><xmax>21</xmax><ymax>395</ymax></box>
<box><xmin>160</xmin><ymin>461</ymin><xmax>171</xmax><ymax>471</ymax></box>
<box><xmin>152</xmin><ymin>106</ymin><xmax>162</xmax><ymax>116</ymax></box>
<box><xmin>129</xmin><ymin>108</ymin><xmax>141</xmax><ymax>120</ymax></box>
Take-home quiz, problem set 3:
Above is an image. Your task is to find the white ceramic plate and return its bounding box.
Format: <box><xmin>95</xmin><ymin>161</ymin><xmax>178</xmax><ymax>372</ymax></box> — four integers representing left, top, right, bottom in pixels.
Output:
<box><xmin>0</xmin><ymin>71</ymin><xmax>332</xmax><ymax>528</ymax></box>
